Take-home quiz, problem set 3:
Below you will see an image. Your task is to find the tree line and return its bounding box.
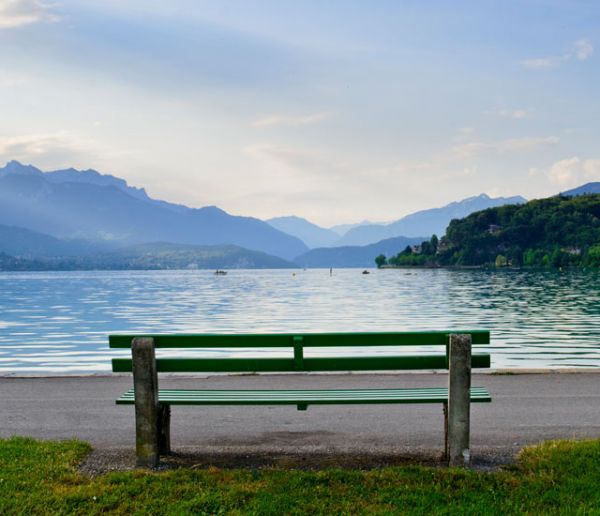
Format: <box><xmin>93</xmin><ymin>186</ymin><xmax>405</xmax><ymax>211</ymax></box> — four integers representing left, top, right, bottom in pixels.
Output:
<box><xmin>376</xmin><ymin>194</ymin><xmax>600</xmax><ymax>268</ymax></box>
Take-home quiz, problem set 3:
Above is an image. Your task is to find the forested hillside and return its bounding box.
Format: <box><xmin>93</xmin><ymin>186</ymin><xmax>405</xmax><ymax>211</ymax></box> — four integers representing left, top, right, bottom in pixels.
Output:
<box><xmin>378</xmin><ymin>194</ymin><xmax>600</xmax><ymax>268</ymax></box>
<box><xmin>440</xmin><ymin>194</ymin><xmax>600</xmax><ymax>267</ymax></box>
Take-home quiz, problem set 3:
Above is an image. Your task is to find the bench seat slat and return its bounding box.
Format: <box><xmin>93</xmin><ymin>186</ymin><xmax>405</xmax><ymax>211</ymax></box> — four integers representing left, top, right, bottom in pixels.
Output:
<box><xmin>116</xmin><ymin>387</ymin><xmax>492</xmax><ymax>405</ymax></box>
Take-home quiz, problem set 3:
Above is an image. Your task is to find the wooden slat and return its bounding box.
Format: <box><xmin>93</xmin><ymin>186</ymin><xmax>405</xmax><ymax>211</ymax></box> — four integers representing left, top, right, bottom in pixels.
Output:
<box><xmin>116</xmin><ymin>387</ymin><xmax>492</xmax><ymax>405</ymax></box>
<box><xmin>112</xmin><ymin>353</ymin><xmax>491</xmax><ymax>373</ymax></box>
<box><xmin>109</xmin><ymin>331</ymin><xmax>490</xmax><ymax>349</ymax></box>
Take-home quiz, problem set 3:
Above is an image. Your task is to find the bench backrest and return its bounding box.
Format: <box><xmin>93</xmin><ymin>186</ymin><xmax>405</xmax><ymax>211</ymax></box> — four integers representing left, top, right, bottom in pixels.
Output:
<box><xmin>110</xmin><ymin>331</ymin><xmax>490</xmax><ymax>373</ymax></box>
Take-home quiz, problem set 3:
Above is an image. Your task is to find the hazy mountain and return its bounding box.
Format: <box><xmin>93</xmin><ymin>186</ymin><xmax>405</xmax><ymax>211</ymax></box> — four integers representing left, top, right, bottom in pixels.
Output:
<box><xmin>267</xmin><ymin>216</ymin><xmax>339</xmax><ymax>248</ymax></box>
<box><xmin>294</xmin><ymin>235</ymin><xmax>425</xmax><ymax>268</ymax></box>
<box><xmin>0</xmin><ymin>224</ymin><xmax>111</xmax><ymax>258</ymax></box>
<box><xmin>335</xmin><ymin>194</ymin><xmax>527</xmax><ymax>246</ymax></box>
<box><xmin>328</xmin><ymin>220</ymin><xmax>377</xmax><ymax>236</ymax></box>
<box><xmin>0</xmin><ymin>252</ymin><xmax>47</xmax><ymax>271</ymax></box>
<box><xmin>0</xmin><ymin>242</ymin><xmax>296</xmax><ymax>271</ymax></box>
<box><xmin>561</xmin><ymin>182</ymin><xmax>600</xmax><ymax>197</ymax></box>
<box><xmin>0</xmin><ymin>161</ymin><xmax>307</xmax><ymax>260</ymax></box>
<box><xmin>90</xmin><ymin>242</ymin><xmax>296</xmax><ymax>269</ymax></box>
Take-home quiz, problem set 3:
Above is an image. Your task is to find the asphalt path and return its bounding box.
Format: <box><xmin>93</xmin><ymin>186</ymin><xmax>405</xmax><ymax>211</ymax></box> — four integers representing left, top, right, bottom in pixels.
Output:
<box><xmin>1</xmin><ymin>373</ymin><xmax>598</xmax><ymax>462</ymax></box>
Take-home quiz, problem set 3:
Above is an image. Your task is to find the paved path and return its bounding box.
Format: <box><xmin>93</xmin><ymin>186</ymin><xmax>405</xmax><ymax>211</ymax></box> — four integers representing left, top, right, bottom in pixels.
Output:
<box><xmin>1</xmin><ymin>373</ymin><xmax>599</xmax><ymax>463</ymax></box>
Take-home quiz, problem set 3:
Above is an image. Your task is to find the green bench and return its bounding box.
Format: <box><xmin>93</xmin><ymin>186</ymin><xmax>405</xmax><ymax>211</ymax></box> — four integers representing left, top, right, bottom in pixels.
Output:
<box><xmin>110</xmin><ymin>331</ymin><xmax>491</xmax><ymax>467</ymax></box>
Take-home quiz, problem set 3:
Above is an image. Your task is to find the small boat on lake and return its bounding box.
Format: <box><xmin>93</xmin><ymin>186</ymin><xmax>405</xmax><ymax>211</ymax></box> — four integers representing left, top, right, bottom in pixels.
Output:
<box><xmin>214</xmin><ymin>270</ymin><xmax>227</xmax><ymax>275</ymax></box>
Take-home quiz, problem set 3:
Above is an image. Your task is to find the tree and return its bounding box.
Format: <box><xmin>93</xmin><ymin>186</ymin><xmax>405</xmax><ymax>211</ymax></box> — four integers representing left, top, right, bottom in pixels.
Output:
<box><xmin>495</xmin><ymin>254</ymin><xmax>508</xmax><ymax>267</ymax></box>
<box><xmin>588</xmin><ymin>245</ymin><xmax>600</xmax><ymax>266</ymax></box>
<box><xmin>375</xmin><ymin>254</ymin><xmax>387</xmax><ymax>268</ymax></box>
<box><xmin>430</xmin><ymin>234</ymin><xmax>439</xmax><ymax>253</ymax></box>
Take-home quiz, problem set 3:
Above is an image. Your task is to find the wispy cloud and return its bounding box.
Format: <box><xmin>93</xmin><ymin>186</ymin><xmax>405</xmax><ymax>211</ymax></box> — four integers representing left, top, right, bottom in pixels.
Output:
<box><xmin>253</xmin><ymin>112</ymin><xmax>332</xmax><ymax>128</ymax></box>
<box><xmin>243</xmin><ymin>142</ymin><xmax>342</xmax><ymax>177</ymax></box>
<box><xmin>485</xmin><ymin>109</ymin><xmax>531</xmax><ymax>119</ymax></box>
<box><xmin>520</xmin><ymin>57</ymin><xmax>562</xmax><ymax>69</ymax></box>
<box><xmin>0</xmin><ymin>70</ymin><xmax>27</xmax><ymax>87</ymax></box>
<box><xmin>520</xmin><ymin>39</ymin><xmax>593</xmax><ymax>69</ymax></box>
<box><xmin>0</xmin><ymin>132</ymin><xmax>103</xmax><ymax>168</ymax></box>
<box><xmin>573</xmin><ymin>39</ymin><xmax>593</xmax><ymax>61</ymax></box>
<box><xmin>0</xmin><ymin>0</ymin><xmax>59</xmax><ymax>29</ymax></box>
<box><xmin>453</xmin><ymin>136</ymin><xmax>559</xmax><ymax>159</ymax></box>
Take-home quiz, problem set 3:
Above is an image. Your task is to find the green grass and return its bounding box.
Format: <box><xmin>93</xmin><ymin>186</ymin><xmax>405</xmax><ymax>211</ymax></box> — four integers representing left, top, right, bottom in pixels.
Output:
<box><xmin>1</xmin><ymin>437</ymin><xmax>599</xmax><ymax>515</ymax></box>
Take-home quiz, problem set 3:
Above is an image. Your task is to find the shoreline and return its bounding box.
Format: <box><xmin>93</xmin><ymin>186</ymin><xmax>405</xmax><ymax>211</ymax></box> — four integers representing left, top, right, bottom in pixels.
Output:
<box><xmin>1</xmin><ymin>367</ymin><xmax>599</xmax><ymax>378</ymax></box>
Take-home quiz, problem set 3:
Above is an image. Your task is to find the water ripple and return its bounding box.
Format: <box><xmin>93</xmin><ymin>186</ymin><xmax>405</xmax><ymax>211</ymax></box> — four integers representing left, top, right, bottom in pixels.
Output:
<box><xmin>0</xmin><ymin>269</ymin><xmax>599</xmax><ymax>373</ymax></box>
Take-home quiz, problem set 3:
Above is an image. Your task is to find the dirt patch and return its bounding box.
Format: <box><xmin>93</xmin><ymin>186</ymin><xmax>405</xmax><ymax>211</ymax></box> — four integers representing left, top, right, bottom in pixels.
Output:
<box><xmin>79</xmin><ymin>447</ymin><xmax>516</xmax><ymax>477</ymax></box>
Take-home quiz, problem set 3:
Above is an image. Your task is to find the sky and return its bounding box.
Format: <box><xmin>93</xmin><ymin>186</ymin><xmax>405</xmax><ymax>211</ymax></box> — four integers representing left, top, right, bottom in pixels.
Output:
<box><xmin>0</xmin><ymin>0</ymin><xmax>598</xmax><ymax>226</ymax></box>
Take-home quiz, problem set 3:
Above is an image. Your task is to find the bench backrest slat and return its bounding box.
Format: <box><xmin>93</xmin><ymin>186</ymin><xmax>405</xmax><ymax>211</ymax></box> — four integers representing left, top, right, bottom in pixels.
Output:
<box><xmin>112</xmin><ymin>354</ymin><xmax>491</xmax><ymax>373</ymax></box>
<box><xmin>110</xmin><ymin>331</ymin><xmax>491</xmax><ymax>373</ymax></box>
<box><xmin>109</xmin><ymin>331</ymin><xmax>490</xmax><ymax>349</ymax></box>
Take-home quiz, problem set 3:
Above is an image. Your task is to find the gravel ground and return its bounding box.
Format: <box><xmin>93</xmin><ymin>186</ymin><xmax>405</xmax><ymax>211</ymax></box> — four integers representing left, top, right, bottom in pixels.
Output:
<box><xmin>78</xmin><ymin>445</ymin><xmax>517</xmax><ymax>476</ymax></box>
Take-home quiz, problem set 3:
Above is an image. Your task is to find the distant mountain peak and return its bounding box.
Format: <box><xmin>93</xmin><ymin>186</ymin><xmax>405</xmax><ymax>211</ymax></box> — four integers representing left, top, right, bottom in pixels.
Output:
<box><xmin>267</xmin><ymin>215</ymin><xmax>340</xmax><ymax>248</ymax></box>
<box><xmin>334</xmin><ymin>193</ymin><xmax>527</xmax><ymax>246</ymax></box>
<box><xmin>1</xmin><ymin>160</ymin><xmax>42</xmax><ymax>176</ymax></box>
<box><xmin>0</xmin><ymin>160</ymin><xmax>308</xmax><ymax>260</ymax></box>
<box><xmin>561</xmin><ymin>182</ymin><xmax>600</xmax><ymax>197</ymax></box>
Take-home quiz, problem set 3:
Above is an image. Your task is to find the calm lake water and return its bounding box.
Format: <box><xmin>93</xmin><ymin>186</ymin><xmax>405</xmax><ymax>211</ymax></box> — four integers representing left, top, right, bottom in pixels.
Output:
<box><xmin>0</xmin><ymin>268</ymin><xmax>599</xmax><ymax>374</ymax></box>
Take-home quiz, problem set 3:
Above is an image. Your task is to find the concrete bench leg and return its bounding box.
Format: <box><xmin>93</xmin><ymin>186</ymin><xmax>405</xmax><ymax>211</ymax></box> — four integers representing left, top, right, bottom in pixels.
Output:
<box><xmin>132</xmin><ymin>337</ymin><xmax>159</xmax><ymax>468</ymax></box>
<box><xmin>158</xmin><ymin>404</ymin><xmax>171</xmax><ymax>455</ymax></box>
<box><xmin>447</xmin><ymin>333</ymin><xmax>471</xmax><ymax>467</ymax></box>
<box><xmin>442</xmin><ymin>401</ymin><xmax>449</xmax><ymax>461</ymax></box>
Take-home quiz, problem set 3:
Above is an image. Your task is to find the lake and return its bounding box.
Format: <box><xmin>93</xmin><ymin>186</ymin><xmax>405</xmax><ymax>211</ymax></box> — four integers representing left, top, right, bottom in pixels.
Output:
<box><xmin>0</xmin><ymin>268</ymin><xmax>599</xmax><ymax>374</ymax></box>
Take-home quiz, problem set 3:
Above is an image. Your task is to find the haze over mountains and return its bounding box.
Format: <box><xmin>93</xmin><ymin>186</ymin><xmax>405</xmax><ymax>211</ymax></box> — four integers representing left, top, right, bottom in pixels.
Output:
<box><xmin>267</xmin><ymin>194</ymin><xmax>527</xmax><ymax>248</ymax></box>
<box><xmin>0</xmin><ymin>228</ymin><xmax>294</xmax><ymax>270</ymax></box>
<box><xmin>1</xmin><ymin>159</ymin><xmax>591</xmax><ymax>270</ymax></box>
<box><xmin>267</xmin><ymin>216</ymin><xmax>340</xmax><ymax>248</ymax></box>
<box><xmin>0</xmin><ymin>161</ymin><xmax>306</xmax><ymax>261</ymax></box>
<box><xmin>333</xmin><ymin>194</ymin><xmax>527</xmax><ymax>246</ymax></box>
<box><xmin>294</xmin><ymin>236</ymin><xmax>425</xmax><ymax>268</ymax></box>
<box><xmin>0</xmin><ymin>224</ymin><xmax>109</xmax><ymax>258</ymax></box>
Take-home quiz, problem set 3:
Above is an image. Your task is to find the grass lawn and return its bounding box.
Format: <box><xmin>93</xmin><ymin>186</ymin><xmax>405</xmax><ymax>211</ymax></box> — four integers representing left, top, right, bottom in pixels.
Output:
<box><xmin>0</xmin><ymin>437</ymin><xmax>599</xmax><ymax>515</ymax></box>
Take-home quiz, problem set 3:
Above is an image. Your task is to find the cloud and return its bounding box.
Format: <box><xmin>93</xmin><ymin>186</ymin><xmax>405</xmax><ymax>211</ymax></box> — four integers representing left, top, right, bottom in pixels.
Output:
<box><xmin>452</xmin><ymin>136</ymin><xmax>559</xmax><ymax>159</ymax></box>
<box><xmin>253</xmin><ymin>112</ymin><xmax>332</xmax><ymax>128</ymax></box>
<box><xmin>243</xmin><ymin>142</ymin><xmax>343</xmax><ymax>178</ymax></box>
<box><xmin>547</xmin><ymin>157</ymin><xmax>581</xmax><ymax>186</ymax></box>
<box><xmin>0</xmin><ymin>0</ymin><xmax>59</xmax><ymax>29</ymax></box>
<box><xmin>583</xmin><ymin>159</ymin><xmax>600</xmax><ymax>177</ymax></box>
<box><xmin>0</xmin><ymin>70</ymin><xmax>27</xmax><ymax>87</ymax></box>
<box><xmin>546</xmin><ymin>157</ymin><xmax>600</xmax><ymax>187</ymax></box>
<box><xmin>573</xmin><ymin>39</ymin><xmax>593</xmax><ymax>61</ymax></box>
<box><xmin>520</xmin><ymin>39</ymin><xmax>593</xmax><ymax>69</ymax></box>
<box><xmin>521</xmin><ymin>57</ymin><xmax>561</xmax><ymax>69</ymax></box>
<box><xmin>486</xmin><ymin>109</ymin><xmax>531</xmax><ymax>119</ymax></box>
<box><xmin>0</xmin><ymin>131</ymin><xmax>103</xmax><ymax>167</ymax></box>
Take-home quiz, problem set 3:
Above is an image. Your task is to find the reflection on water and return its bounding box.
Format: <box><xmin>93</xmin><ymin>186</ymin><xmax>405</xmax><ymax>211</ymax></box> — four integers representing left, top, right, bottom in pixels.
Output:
<box><xmin>0</xmin><ymin>268</ymin><xmax>599</xmax><ymax>373</ymax></box>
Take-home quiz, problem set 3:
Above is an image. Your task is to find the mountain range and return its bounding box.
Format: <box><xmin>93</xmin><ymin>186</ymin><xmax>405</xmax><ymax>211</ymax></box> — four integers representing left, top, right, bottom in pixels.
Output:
<box><xmin>562</xmin><ymin>182</ymin><xmax>600</xmax><ymax>197</ymax></box>
<box><xmin>333</xmin><ymin>194</ymin><xmax>527</xmax><ymax>246</ymax></box>
<box><xmin>0</xmin><ymin>159</ymin><xmax>595</xmax><ymax>270</ymax></box>
<box><xmin>268</xmin><ymin>194</ymin><xmax>527</xmax><ymax>249</ymax></box>
<box><xmin>0</xmin><ymin>161</ymin><xmax>306</xmax><ymax>260</ymax></box>
<box><xmin>267</xmin><ymin>216</ymin><xmax>340</xmax><ymax>248</ymax></box>
<box><xmin>0</xmin><ymin>224</ymin><xmax>111</xmax><ymax>258</ymax></box>
<box><xmin>0</xmin><ymin>224</ymin><xmax>296</xmax><ymax>269</ymax></box>
<box><xmin>294</xmin><ymin>236</ymin><xmax>425</xmax><ymax>268</ymax></box>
